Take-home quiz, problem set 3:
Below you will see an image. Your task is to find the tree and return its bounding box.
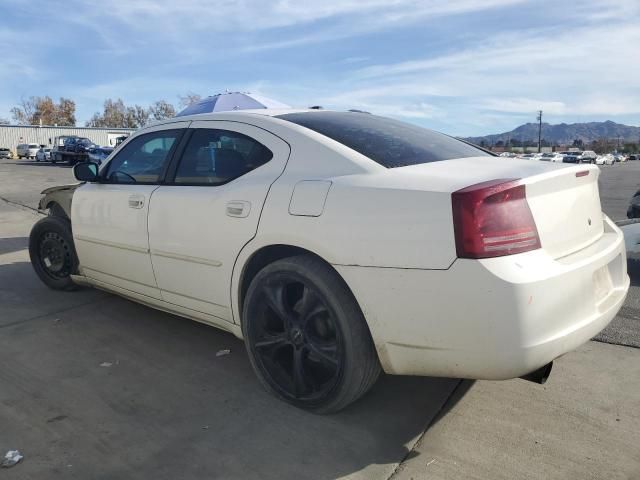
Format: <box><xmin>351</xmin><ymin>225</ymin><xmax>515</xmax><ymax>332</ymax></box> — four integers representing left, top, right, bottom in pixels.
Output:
<box><xmin>10</xmin><ymin>96</ymin><xmax>76</xmax><ymax>126</ymax></box>
<box><xmin>572</xmin><ymin>138</ymin><xmax>584</xmax><ymax>148</ymax></box>
<box><xmin>86</xmin><ymin>98</ymin><xmax>149</xmax><ymax>128</ymax></box>
<box><xmin>56</xmin><ymin>98</ymin><xmax>76</xmax><ymax>126</ymax></box>
<box><xmin>127</xmin><ymin>104</ymin><xmax>150</xmax><ymax>128</ymax></box>
<box><xmin>149</xmin><ymin>100</ymin><xmax>176</xmax><ymax>121</ymax></box>
<box><xmin>623</xmin><ymin>143</ymin><xmax>638</xmax><ymax>154</ymax></box>
<box><xmin>178</xmin><ymin>92</ymin><xmax>202</xmax><ymax>109</ymax></box>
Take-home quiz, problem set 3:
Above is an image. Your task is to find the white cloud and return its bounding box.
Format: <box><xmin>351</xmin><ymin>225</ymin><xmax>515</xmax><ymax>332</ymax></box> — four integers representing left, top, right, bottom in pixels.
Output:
<box><xmin>331</xmin><ymin>6</ymin><xmax>640</xmax><ymax>132</ymax></box>
<box><xmin>2</xmin><ymin>0</ymin><xmax>639</xmax><ymax>135</ymax></box>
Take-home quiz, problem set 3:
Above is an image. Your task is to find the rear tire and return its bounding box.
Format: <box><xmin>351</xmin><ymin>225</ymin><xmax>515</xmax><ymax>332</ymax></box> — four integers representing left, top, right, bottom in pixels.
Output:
<box><xmin>242</xmin><ymin>255</ymin><xmax>381</xmax><ymax>414</ymax></box>
<box><xmin>29</xmin><ymin>216</ymin><xmax>79</xmax><ymax>291</ymax></box>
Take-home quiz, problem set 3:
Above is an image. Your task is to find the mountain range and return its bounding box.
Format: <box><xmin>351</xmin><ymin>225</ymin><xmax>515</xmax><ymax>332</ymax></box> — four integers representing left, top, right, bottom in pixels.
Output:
<box><xmin>464</xmin><ymin>120</ymin><xmax>640</xmax><ymax>146</ymax></box>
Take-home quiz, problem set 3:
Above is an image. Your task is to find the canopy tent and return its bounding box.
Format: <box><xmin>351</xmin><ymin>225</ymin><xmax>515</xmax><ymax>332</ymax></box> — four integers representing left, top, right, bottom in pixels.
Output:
<box><xmin>176</xmin><ymin>92</ymin><xmax>291</xmax><ymax>117</ymax></box>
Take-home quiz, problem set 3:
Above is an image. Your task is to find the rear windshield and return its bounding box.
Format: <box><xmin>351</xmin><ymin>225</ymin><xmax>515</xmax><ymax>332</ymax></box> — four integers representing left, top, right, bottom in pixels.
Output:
<box><xmin>28</xmin><ymin>144</ymin><xmax>39</xmax><ymax>148</ymax></box>
<box><xmin>276</xmin><ymin>111</ymin><xmax>490</xmax><ymax>168</ymax></box>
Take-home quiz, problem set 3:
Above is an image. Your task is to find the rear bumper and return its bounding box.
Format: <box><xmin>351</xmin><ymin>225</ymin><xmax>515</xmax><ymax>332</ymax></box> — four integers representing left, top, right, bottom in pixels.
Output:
<box><xmin>335</xmin><ymin>216</ymin><xmax>628</xmax><ymax>379</ymax></box>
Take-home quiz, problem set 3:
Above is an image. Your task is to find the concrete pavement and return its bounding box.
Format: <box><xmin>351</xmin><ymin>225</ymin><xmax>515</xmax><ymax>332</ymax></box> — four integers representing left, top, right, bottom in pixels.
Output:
<box><xmin>1</xmin><ymin>157</ymin><xmax>639</xmax><ymax>479</ymax></box>
<box><xmin>0</xmin><ymin>200</ymin><xmax>460</xmax><ymax>480</ymax></box>
<box><xmin>393</xmin><ymin>342</ymin><xmax>640</xmax><ymax>480</ymax></box>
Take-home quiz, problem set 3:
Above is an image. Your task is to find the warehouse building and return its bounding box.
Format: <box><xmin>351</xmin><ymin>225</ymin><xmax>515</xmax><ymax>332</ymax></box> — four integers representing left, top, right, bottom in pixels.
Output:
<box><xmin>0</xmin><ymin>124</ymin><xmax>135</xmax><ymax>153</ymax></box>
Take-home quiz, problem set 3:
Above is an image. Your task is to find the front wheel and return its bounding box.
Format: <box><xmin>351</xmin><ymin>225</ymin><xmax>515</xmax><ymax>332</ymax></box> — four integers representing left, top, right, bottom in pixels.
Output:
<box><xmin>29</xmin><ymin>216</ymin><xmax>79</xmax><ymax>291</ymax></box>
<box><xmin>242</xmin><ymin>255</ymin><xmax>381</xmax><ymax>414</ymax></box>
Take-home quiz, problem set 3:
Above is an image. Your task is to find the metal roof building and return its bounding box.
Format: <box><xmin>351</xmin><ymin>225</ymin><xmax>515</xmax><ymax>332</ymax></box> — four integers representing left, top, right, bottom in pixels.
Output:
<box><xmin>0</xmin><ymin>124</ymin><xmax>135</xmax><ymax>152</ymax></box>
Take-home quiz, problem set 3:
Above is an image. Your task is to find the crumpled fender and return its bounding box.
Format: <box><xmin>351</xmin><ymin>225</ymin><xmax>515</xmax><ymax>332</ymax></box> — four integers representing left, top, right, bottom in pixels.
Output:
<box><xmin>38</xmin><ymin>183</ymin><xmax>81</xmax><ymax>218</ymax></box>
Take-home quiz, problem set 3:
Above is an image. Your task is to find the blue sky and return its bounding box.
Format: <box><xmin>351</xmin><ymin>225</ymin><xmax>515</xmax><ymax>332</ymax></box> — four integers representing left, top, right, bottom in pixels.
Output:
<box><xmin>0</xmin><ymin>0</ymin><xmax>638</xmax><ymax>136</ymax></box>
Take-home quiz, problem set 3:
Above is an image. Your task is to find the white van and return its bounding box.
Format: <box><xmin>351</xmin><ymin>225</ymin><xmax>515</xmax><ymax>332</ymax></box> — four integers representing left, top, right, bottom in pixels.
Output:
<box><xmin>17</xmin><ymin>143</ymin><xmax>41</xmax><ymax>159</ymax></box>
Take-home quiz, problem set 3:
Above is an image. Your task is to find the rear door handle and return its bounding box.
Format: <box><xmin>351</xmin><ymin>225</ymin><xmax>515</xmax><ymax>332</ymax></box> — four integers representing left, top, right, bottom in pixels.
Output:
<box><xmin>128</xmin><ymin>194</ymin><xmax>145</xmax><ymax>209</ymax></box>
<box><xmin>226</xmin><ymin>201</ymin><xmax>251</xmax><ymax>218</ymax></box>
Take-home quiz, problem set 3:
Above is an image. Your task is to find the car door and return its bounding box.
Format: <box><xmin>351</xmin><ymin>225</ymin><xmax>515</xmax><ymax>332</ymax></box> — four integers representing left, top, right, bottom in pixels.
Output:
<box><xmin>72</xmin><ymin>124</ymin><xmax>188</xmax><ymax>299</ymax></box>
<box><xmin>147</xmin><ymin>120</ymin><xmax>290</xmax><ymax>323</ymax></box>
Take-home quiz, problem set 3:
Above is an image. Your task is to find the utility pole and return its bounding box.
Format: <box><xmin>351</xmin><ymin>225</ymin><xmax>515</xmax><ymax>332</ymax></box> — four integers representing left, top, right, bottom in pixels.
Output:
<box><xmin>537</xmin><ymin>110</ymin><xmax>543</xmax><ymax>153</ymax></box>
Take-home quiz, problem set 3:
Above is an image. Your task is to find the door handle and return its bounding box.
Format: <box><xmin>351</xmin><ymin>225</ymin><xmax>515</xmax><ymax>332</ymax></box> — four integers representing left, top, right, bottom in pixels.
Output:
<box><xmin>128</xmin><ymin>195</ymin><xmax>145</xmax><ymax>209</ymax></box>
<box><xmin>226</xmin><ymin>201</ymin><xmax>251</xmax><ymax>218</ymax></box>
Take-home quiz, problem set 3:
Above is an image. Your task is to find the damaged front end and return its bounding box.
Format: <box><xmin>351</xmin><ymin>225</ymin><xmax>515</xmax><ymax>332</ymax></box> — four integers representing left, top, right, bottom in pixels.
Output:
<box><xmin>38</xmin><ymin>184</ymin><xmax>81</xmax><ymax>219</ymax></box>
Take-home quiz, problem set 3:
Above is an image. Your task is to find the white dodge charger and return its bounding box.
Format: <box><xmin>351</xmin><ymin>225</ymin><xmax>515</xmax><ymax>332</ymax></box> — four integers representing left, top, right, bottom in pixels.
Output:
<box><xmin>30</xmin><ymin>110</ymin><xmax>629</xmax><ymax>413</ymax></box>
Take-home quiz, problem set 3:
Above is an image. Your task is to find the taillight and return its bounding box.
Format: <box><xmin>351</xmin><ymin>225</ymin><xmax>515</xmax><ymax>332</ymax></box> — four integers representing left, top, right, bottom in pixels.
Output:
<box><xmin>452</xmin><ymin>178</ymin><xmax>541</xmax><ymax>259</ymax></box>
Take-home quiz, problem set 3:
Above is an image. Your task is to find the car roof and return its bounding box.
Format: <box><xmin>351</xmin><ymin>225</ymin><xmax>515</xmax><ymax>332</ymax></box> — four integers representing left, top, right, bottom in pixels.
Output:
<box><xmin>142</xmin><ymin>108</ymin><xmax>319</xmax><ymax>129</ymax></box>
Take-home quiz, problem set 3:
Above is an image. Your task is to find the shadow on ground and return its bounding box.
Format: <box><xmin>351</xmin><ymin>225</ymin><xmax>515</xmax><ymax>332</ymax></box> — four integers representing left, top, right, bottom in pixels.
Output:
<box><xmin>626</xmin><ymin>258</ymin><xmax>640</xmax><ymax>287</ymax></box>
<box><xmin>3</xmin><ymin>160</ymin><xmax>72</xmax><ymax>168</ymax></box>
<box><xmin>0</xmin><ymin>259</ymin><xmax>466</xmax><ymax>480</ymax></box>
<box><xmin>0</xmin><ymin>236</ymin><xmax>28</xmax><ymax>255</ymax></box>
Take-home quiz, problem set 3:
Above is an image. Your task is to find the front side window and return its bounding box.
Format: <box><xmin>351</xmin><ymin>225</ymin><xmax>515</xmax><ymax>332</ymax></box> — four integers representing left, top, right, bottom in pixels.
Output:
<box><xmin>173</xmin><ymin>129</ymin><xmax>273</xmax><ymax>185</ymax></box>
<box><xmin>104</xmin><ymin>129</ymin><xmax>182</xmax><ymax>183</ymax></box>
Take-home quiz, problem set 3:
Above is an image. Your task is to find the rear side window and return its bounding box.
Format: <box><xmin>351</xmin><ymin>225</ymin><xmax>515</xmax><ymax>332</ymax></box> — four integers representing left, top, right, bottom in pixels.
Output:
<box><xmin>173</xmin><ymin>129</ymin><xmax>273</xmax><ymax>185</ymax></box>
<box><xmin>276</xmin><ymin>111</ymin><xmax>490</xmax><ymax>168</ymax></box>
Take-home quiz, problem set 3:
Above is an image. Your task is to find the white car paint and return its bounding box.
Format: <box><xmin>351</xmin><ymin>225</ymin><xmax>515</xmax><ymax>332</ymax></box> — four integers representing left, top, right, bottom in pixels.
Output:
<box><xmin>596</xmin><ymin>154</ymin><xmax>615</xmax><ymax>165</ymax></box>
<box><xmin>68</xmin><ymin>109</ymin><xmax>628</xmax><ymax>381</ymax></box>
<box><xmin>35</xmin><ymin>148</ymin><xmax>51</xmax><ymax>162</ymax></box>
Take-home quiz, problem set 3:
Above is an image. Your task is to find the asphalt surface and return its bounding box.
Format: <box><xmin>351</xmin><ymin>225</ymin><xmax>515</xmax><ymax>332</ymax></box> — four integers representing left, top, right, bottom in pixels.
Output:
<box><xmin>0</xmin><ymin>157</ymin><xmax>639</xmax><ymax>479</ymax></box>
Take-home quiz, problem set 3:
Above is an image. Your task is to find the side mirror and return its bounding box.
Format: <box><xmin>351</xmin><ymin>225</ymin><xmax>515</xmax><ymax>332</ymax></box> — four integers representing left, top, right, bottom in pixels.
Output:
<box><xmin>74</xmin><ymin>162</ymin><xmax>99</xmax><ymax>182</ymax></box>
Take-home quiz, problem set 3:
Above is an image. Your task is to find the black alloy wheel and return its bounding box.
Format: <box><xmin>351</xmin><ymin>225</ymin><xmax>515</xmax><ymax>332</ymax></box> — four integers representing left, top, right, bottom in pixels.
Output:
<box><xmin>248</xmin><ymin>274</ymin><xmax>343</xmax><ymax>403</ymax></box>
<box><xmin>243</xmin><ymin>255</ymin><xmax>381</xmax><ymax>414</ymax></box>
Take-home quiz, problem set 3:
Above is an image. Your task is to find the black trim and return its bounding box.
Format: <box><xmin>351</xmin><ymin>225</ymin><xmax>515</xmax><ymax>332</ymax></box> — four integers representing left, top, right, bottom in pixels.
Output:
<box><xmin>163</xmin><ymin>128</ymin><xmax>195</xmax><ymax>183</ymax></box>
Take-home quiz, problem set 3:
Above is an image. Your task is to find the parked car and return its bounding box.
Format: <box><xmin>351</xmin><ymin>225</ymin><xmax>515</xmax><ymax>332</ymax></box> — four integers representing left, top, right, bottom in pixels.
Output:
<box><xmin>627</xmin><ymin>189</ymin><xmax>640</xmax><ymax>218</ymax></box>
<box><xmin>538</xmin><ymin>153</ymin><xmax>555</xmax><ymax>161</ymax></box>
<box><xmin>29</xmin><ymin>110</ymin><xmax>629</xmax><ymax>413</ymax></box>
<box><xmin>596</xmin><ymin>155</ymin><xmax>615</xmax><ymax>165</ymax></box>
<box><xmin>0</xmin><ymin>147</ymin><xmax>13</xmax><ymax>159</ymax></box>
<box><xmin>64</xmin><ymin>137</ymin><xmax>96</xmax><ymax>154</ymax></box>
<box><xmin>550</xmin><ymin>153</ymin><xmax>565</xmax><ymax>162</ymax></box>
<box><xmin>627</xmin><ymin>154</ymin><xmax>639</xmax><ymax>161</ymax></box>
<box><xmin>579</xmin><ymin>151</ymin><xmax>597</xmax><ymax>163</ymax></box>
<box><xmin>35</xmin><ymin>147</ymin><xmax>52</xmax><ymax>162</ymax></box>
<box><xmin>562</xmin><ymin>154</ymin><xmax>581</xmax><ymax>163</ymax></box>
<box><xmin>17</xmin><ymin>143</ymin><xmax>40</xmax><ymax>159</ymax></box>
<box><xmin>87</xmin><ymin>146</ymin><xmax>114</xmax><ymax>165</ymax></box>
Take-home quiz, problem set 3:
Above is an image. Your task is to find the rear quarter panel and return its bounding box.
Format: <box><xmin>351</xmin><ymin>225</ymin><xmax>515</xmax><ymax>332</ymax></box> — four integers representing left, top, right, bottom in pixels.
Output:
<box><xmin>240</xmin><ymin>120</ymin><xmax>459</xmax><ymax>270</ymax></box>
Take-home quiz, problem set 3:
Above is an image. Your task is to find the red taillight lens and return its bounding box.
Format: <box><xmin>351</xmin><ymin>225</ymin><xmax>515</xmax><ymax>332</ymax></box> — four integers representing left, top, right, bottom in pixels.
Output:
<box><xmin>452</xmin><ymin>178</ymin><xmax>541</xmax><ymax>259</ymax></box>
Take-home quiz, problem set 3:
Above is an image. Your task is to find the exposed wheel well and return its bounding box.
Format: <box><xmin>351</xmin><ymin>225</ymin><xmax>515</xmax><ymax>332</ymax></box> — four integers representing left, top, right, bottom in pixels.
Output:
<box><xmin>46</xmin><ymin>201</ymin><xmax>69</xmax><ymax>220</ymax></box>
<box><xmin>239</xmin><ymin>244</ymin><xmax>335</xmax><ymax>318</ymax></box>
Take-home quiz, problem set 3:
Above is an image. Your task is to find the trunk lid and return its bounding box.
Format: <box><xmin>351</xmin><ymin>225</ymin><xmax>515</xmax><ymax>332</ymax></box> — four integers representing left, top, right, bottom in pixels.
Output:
<box><xmin>392</xmin><ymin>157</ymin><xmax>604</xmax><ymax>259</ymax></box>
<box><xmin>524</xmin><ymin>165</ymin><xmax>603</xmax><ymax>259</ymax></box>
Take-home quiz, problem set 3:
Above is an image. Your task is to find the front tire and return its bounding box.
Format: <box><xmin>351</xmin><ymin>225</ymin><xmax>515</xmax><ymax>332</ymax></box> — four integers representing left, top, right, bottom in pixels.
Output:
<box><xmin>242</xmin><ymin>255</ymin><xmax>381</xmax><ymax>414</ymax></box>
<box><xmin>29</xmin><ymin>216</ymin><xmax>79</xmax><ymax>291</ymax></box>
